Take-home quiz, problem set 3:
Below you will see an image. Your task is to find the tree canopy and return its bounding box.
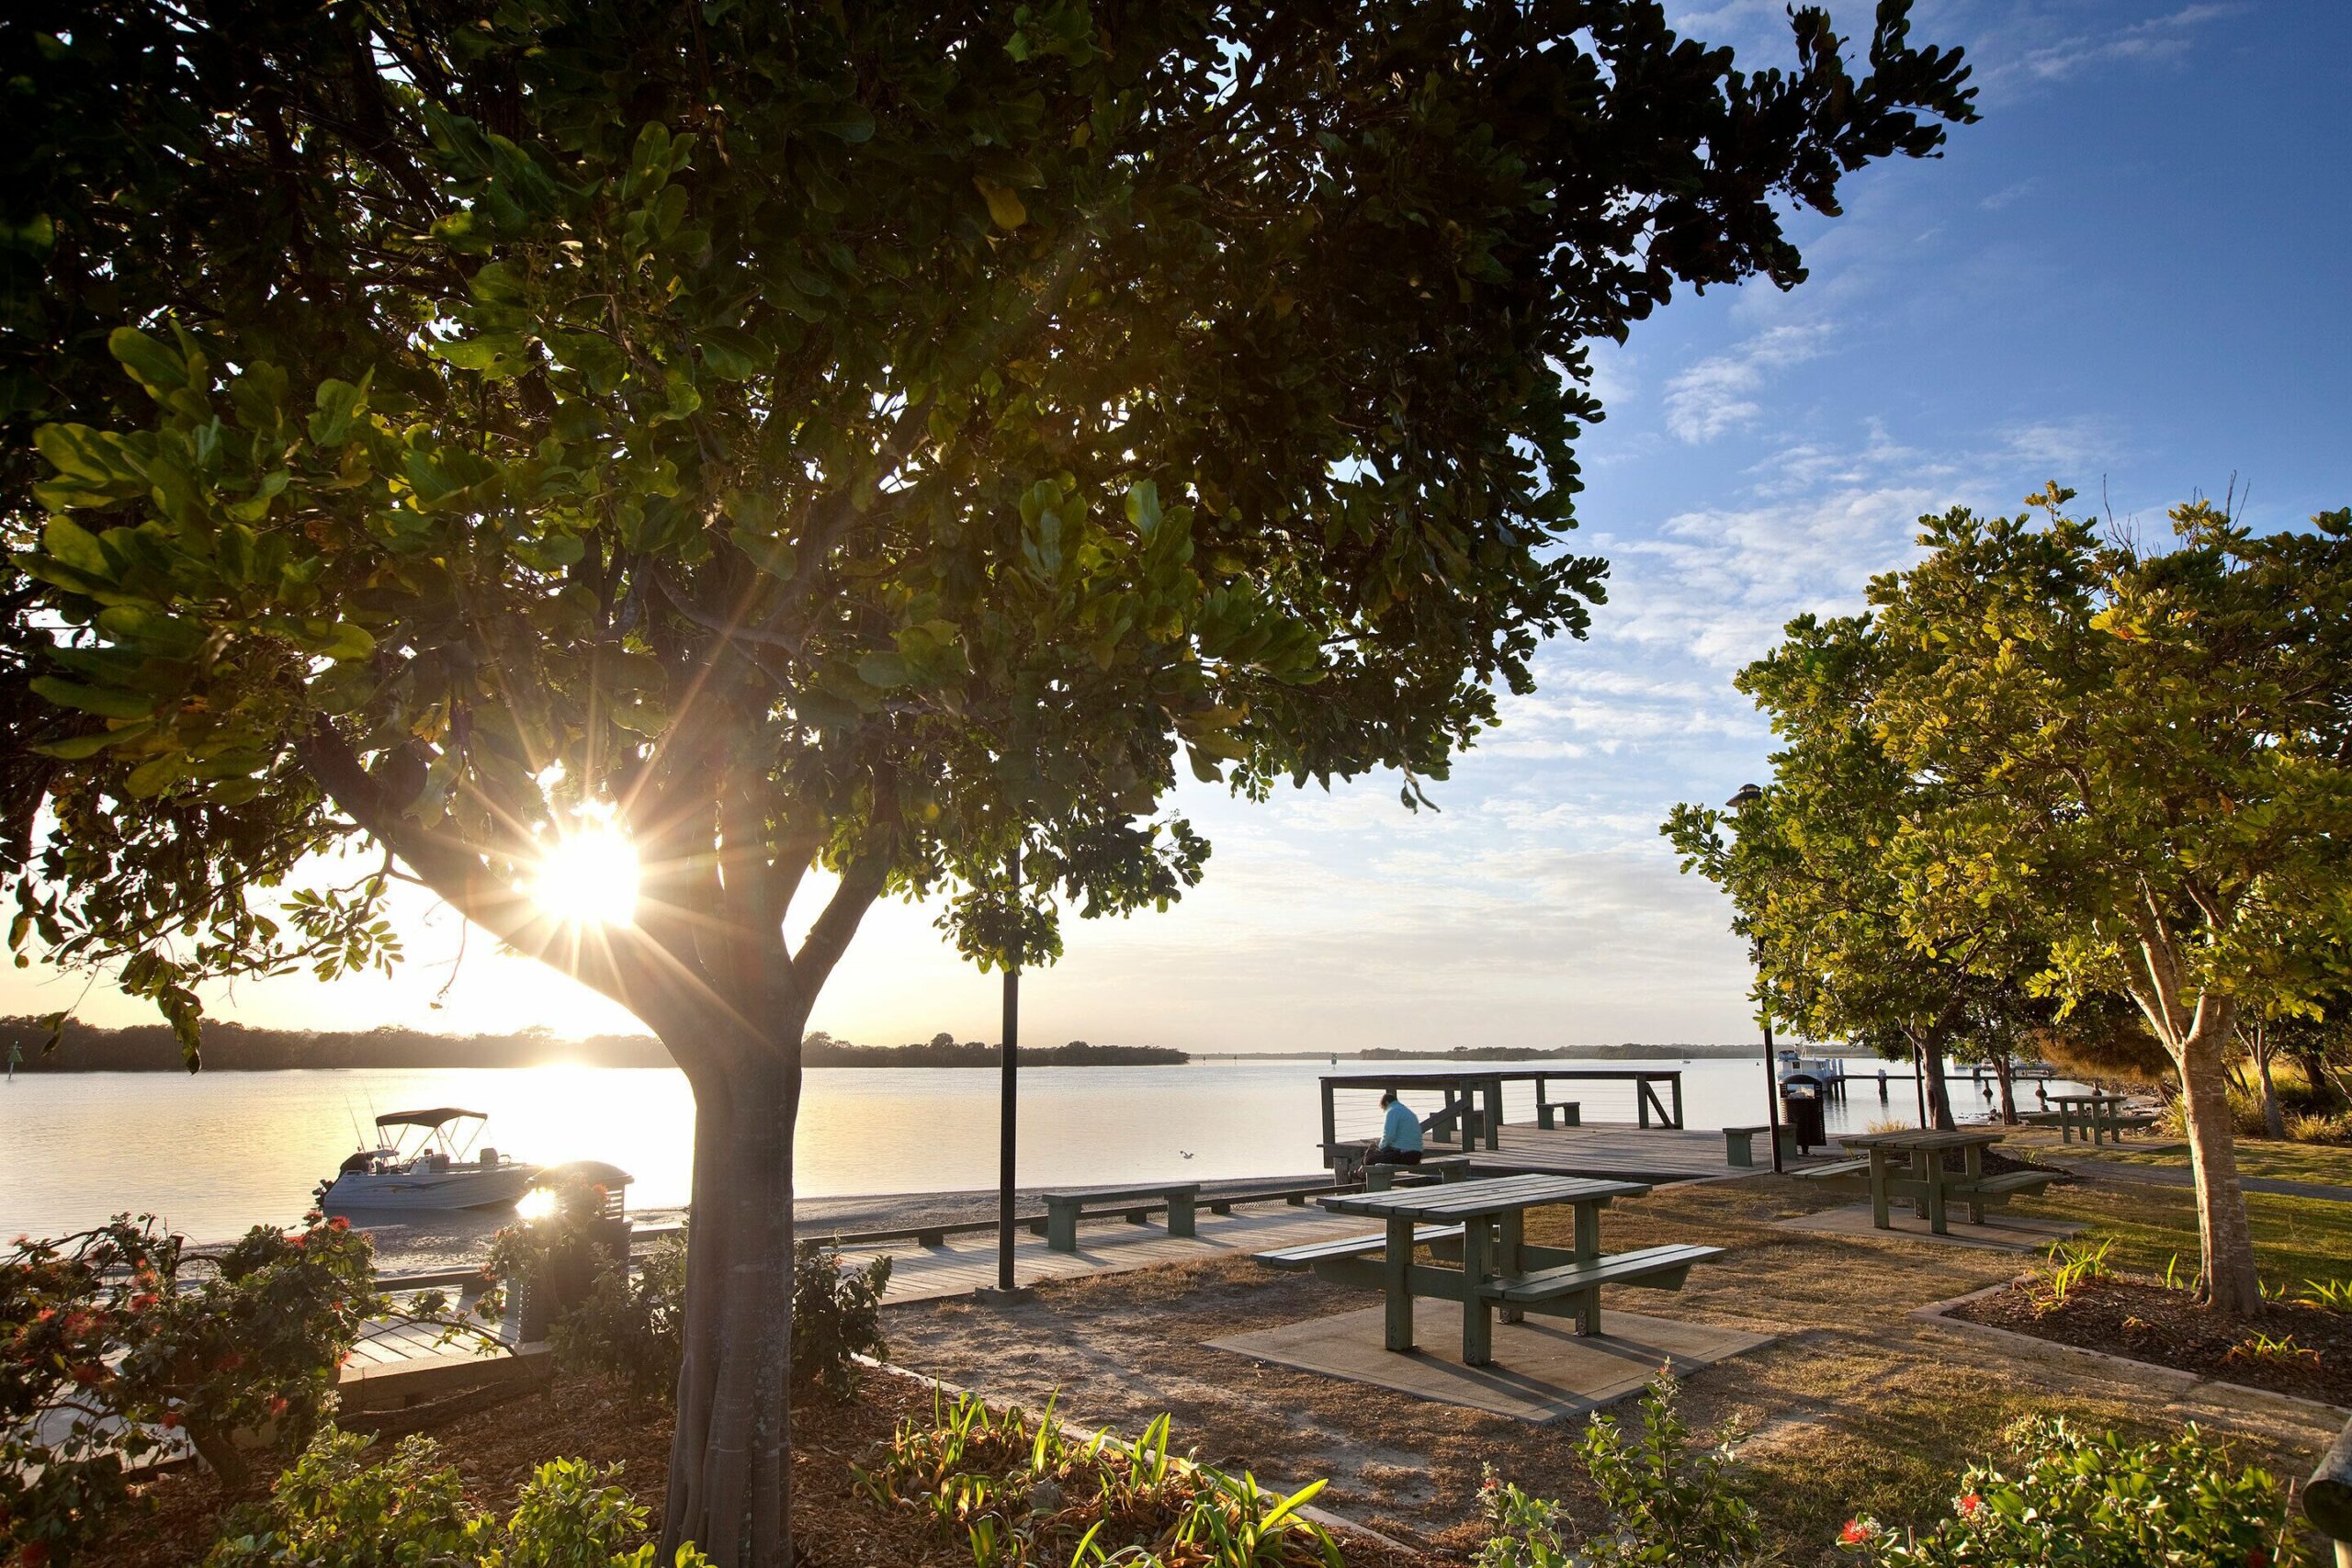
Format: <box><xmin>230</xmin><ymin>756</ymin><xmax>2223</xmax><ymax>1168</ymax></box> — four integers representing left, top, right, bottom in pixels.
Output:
<box><xmin>0</xmin><ymin>2</ymin><xmax>1976</xmax><ymax>1560</ymax></box>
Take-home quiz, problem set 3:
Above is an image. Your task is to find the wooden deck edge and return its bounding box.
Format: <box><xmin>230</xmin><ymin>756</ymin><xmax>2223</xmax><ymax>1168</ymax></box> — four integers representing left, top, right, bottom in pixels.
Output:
<box><xmin>339</xmin><ymin>1344</ymin><xmax>553</xmax><ymax>1413</ymax></box>
<box><xmin>1909</xmin><ymin>1279</ymin><xmax>2352</xmax><ymax>1421</ymax></box>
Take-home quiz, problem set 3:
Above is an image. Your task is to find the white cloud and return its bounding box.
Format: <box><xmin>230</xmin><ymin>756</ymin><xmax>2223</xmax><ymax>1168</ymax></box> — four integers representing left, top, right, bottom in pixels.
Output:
<box><xmin>1662</xmin><ymin>324</ymin><xmax>1831</xmax><ymax>444</ymax></box>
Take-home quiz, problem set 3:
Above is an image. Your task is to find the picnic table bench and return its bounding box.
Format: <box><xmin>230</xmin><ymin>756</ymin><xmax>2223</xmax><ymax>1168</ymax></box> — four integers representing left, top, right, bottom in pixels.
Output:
<box><xmin>1363</xmin><ymin>1154</ymin><xmax>1473</xmax><ymax>1191</ymax></box>
<box><xmin>1037</xmin><ymin>1183</ymin><xmax>1201</xmax><ymax>1253</ymax></box>
<box><xmin>1836</xmin><ymin>1129</ymin><xmax>2063</xmax><ymax>1235</ymax></box>
<box><xmin>2042</xmin><ymin>1092</ymin><xmax>2138</xmax><ymax>1145</ymax></box>
<box><xmin>1723</xmin><ymin>1124</ymin><xmax>1800</xmax><ymax>1168</ymax></box>
<box><xmin>1256</xmin><ymin>1173</ymin><xmax>1722</xmax><ymax>1365</ymax></box>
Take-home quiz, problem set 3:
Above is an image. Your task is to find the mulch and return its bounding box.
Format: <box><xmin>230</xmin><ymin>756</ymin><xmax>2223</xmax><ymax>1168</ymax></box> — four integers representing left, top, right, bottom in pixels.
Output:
<box><xmin>1950</xmin><ymin>1274</ymin><xmax>2352</xmax><ymax>1407</ymax></box>
<box><xmin>85</xmin><ymin>1365</ymin><xmax>1434</xmax><ymax>1567</ymax></box>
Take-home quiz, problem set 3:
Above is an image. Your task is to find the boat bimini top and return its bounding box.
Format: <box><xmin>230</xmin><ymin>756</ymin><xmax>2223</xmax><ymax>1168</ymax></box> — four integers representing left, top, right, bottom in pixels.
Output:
<box><xmin>375</xmin><ymin>1107</ymin><xmax>489</xmax><ymax>1131</ymax></box>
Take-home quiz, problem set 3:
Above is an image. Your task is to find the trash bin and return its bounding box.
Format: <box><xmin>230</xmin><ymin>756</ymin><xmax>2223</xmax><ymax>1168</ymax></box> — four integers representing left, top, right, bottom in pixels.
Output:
<box><xmin>1779</xmin><ymin>1087</ymin><xmax>1826</xmax><ymax>1154</ymax></box>
<box><xmin>511</xmin><ymin>1160</ymin><xmax>635</xmax><ymax>1342</ymax></box>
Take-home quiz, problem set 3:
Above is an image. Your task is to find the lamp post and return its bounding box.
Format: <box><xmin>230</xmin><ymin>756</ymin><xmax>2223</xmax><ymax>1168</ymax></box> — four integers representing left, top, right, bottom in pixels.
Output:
<box><xmin>1725</xmin><ymin>784</ymin><xmax>1785</xmax><ymax>1174</ymax></box>
<box><xmin>996</xmin><ymin>839</ymin><xmax>1021</xmax><ymax>1292</ymax></box>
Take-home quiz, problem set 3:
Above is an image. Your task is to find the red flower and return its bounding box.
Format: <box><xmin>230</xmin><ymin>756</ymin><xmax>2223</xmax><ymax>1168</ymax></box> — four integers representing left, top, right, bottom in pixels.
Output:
<box><xmin>267</xmin><ymin>1395</ymin><xmax>289</xmax><ymax>1417</ymax></box>
<box><xmin>1957</xmin><ymin>1492</ymin><xmax>1984</xmax><ymax>1517</ymax></box>
<box><xmin>68</xmin><ymin>1361</ymin><xmax>106</xmax><ymax>1387</ymax></box>
<box><xmin>1839</xmin><ymin>1519</ymin><xmax>1878</xmax><ymax>1545</ymax></box>
<box><xmin>160</xmin><ymin>1408</ymin><xmax>183</xmax><ymax>1429</ymax></box>
<box><xmin>2247</xmin><ymin>1551</ymin><xmax>2270</xmax><ymax>1568</ymax></box>
<box><xmin>328</xmin><ymin>1215</ymin><xmax>350</xmax><ymax>1233</ymax></box>
<box><xmin>23</xmin><ymin>1539</ymin><xmax>52</xmax><ymax>1567</ymax></box>
<box><xmin>216</xmin><ymin>1350</ymin><xmax>243</xmax><ymax>1371</ymax></box>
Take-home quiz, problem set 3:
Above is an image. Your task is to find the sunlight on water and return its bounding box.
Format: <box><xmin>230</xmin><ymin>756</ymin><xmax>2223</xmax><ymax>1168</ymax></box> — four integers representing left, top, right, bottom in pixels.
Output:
<box><xmin>0</xmin><ymin>1056</ymin><xmax>2071</xmax><ymax>1262</ymax></box>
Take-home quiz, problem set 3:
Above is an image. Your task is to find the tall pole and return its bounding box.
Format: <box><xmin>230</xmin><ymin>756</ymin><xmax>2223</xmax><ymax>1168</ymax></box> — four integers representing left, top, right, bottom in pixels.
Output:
<box><xmin>996</xmin><ymin>840</ymin><xmax>1021</xmax><ymax>1292</ymax></box>
<box><xmin>1762</xmin><ymin>1009</ymin><xmax>1783</xmax><ymax>1174</ymax></box>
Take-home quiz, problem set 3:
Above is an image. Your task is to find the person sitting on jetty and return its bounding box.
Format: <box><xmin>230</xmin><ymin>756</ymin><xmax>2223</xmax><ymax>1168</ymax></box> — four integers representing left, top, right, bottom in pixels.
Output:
<box><xmin>1367</xmin><ymin>1089</ymin><xmax>1424</xmax><ymax>1167</ymax></box>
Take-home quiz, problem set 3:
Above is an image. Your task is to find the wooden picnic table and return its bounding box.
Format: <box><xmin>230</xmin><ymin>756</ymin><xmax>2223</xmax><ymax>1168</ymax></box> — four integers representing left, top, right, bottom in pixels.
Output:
<box><xmin>1837</xmin><ymin>1127</ymin><xmax>2007</xmax><ymax>1236</ymax></box>
<box><xmin>2043</xmin><ymin>1091</ymin><xmax>2132</xmax><ymax>1145</ymax></box>
<box><xmin>1309</xmin><ymin>1173</ymin><xmax>1712</xmax><ymax>1366</ymax></box>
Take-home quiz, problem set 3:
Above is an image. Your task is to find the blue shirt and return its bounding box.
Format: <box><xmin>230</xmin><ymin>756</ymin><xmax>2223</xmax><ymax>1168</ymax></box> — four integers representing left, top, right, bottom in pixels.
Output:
<box><xmin>1381</xmin><ymin>1100</ymin><xmax>1423</xmax><ymax>1153</ymax></box>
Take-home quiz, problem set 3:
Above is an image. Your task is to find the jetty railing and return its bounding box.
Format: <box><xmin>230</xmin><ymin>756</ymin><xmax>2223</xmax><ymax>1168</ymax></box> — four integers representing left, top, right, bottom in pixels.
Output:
<box><xmin>1317</xmin><ymin>1067</ymin><xmax>1685</xmax><ymax>1168</ymax></box>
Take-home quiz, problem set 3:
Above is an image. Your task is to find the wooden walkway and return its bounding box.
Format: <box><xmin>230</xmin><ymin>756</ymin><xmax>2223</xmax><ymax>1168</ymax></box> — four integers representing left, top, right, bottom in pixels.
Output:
<box><xmin>1440</xmin><ymin>1122</ymin><xmax>1846</xmax><ymax>1183</ymax></box>
<box><xmin>845</xmin><ymin>1203</ymin><xmax>1377</xmax><ymax>1305</ymax></box>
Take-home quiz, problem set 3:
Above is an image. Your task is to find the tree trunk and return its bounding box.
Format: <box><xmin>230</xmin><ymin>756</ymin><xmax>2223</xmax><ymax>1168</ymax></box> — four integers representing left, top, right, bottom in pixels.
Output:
<box><xmin>2174</xmin><ymin>998</ymin><xmax>2262</xmax><ymax>1314</ymax></box>
<box><xmin>1919</xmin><ymin>1035</ymin><xmax>1958</xmax><ymax>1131</ymax></box>
<box><xmin>1993</xmin><ymin>1051</ymin><xmax>2018</xmax><ymax>1126</ymax></box>
<box><xmin>2252</xmin><ymin>1045</ymin><xmax>2286</xmax><ymax>1141</ymax></box>
<box><xmin>662</xmin><ymin>1026</ymin><xmax>804</xmax><ymax>1568</ymax></box>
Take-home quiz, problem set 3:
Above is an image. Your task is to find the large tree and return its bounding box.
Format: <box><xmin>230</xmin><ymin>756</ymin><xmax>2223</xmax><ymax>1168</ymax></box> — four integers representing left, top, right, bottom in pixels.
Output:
<box><xmin>0</xmin><ymin>3</ymin><xmax>1973</xmax><ymax>1560</ymax></box>
<box><xmin>1864</xmin><ymin>489</ymin><xmax>2352</xmax><ymax>1313</ymax></box>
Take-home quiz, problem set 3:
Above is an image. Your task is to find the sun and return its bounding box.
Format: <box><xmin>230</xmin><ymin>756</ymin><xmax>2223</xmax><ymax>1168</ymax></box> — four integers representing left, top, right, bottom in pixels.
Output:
<box><xmin>529</xmin><ymin>822</ymin><xmax>640</xmax><ymax>928</ymax></box>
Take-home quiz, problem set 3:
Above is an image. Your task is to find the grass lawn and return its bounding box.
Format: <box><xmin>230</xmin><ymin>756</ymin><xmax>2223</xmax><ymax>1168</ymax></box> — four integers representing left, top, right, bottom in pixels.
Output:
<box><xmin>2022</xmin><ymin>1166</ymin><xmax>2352</xmax><ymax>1292</ymax></box>
<box><xmin>2064</xmin><ymin>1136</ymin><xmax>2352</xmax><ymax>1187</ymax></box>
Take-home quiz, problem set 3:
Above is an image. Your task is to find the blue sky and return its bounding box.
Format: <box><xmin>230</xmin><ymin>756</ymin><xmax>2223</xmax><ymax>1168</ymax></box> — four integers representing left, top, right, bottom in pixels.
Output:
<box><xmin>9</xmin><ymin>1</ymin><xmax>2347</xmax><ymax>1053</ymax></box>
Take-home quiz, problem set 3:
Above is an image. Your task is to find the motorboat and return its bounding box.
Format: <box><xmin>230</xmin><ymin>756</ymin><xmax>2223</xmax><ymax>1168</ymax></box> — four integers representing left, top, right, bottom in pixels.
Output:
<box><xmin>316</xmin><ymin>1107</ymin><xmax>541</xmax><ymax>1212</ymax></box>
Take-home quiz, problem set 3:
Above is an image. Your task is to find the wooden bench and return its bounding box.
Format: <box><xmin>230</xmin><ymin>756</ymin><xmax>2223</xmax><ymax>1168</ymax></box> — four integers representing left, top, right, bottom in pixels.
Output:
<box><xmin>1479</xmin><ymin>1243</ymin><xmax>1724</xmax><ymax>1335</ymax></box>
<box><xmin>1536</xmin><ymin>1100</ymin><xmax>1582</xmax><ymax>1130</ymax></box>
<box><xmin>1723</xmin><ymin>1124</ymin><xmax>1799</xmax><ymax>1168</ymax></box>
<box><xmin>1205</xmin><ymin>1182</ymin><xmax>1352</xmax><ymax>1215</ymax></box>
<box><xmin>1791</xmin><ymin>1156</ymin><xmax>1873</xmax><ymax>1190</ymax></box>
<box><xmin>1254</xmin><ymin>1224</ymin><xmax>1466</xmax><ymax>1270</ymax></box>
<box><xmin>1037</xmin><ymin>1184</ymin><xmax>1202</xmax><ymax>1253</ymax></box>
<box><xmin>1957</xmin><ymin>1169</ymin><xmax>2065</xmax><ymax>1201</ymax></box>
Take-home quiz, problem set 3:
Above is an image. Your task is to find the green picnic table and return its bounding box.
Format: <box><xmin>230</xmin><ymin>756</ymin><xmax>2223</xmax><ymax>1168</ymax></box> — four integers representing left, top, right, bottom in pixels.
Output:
<box><xmin>1837</xmin><ymin>1127</ymin><xmax>2007</xmax><ymax>1235</ymax></box>
<box><xmin>2043</xmin><ymin>1091</ymin><xmax>2132</xmax><ymax>1145</ymax></box>
<box><xmin>1256</xmin><ymin>1173</ymin><xmax>1721</xmax><ymax>1367</ymax></box>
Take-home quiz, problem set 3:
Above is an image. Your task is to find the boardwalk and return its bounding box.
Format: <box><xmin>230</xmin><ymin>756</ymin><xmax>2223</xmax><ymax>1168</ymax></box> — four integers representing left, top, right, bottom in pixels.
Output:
<box><xmin>1420</xmin><ymin>1121</ymin><xmax>1846</xmax><ymax>1183</ymax></box>
<box><xmin>846</xmin><ymin>1203</ymin><xmax>1377</xmax><ymax>1305</ymax></box>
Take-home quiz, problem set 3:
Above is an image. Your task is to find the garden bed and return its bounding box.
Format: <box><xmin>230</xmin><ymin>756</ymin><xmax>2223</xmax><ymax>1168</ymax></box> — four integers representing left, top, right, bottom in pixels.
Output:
<box><xmin>86</xmin><ymin>1366</ymin><xmax>1434</xmax><ymax>1568</ymax></box>
<box><xmin>1947</xmin><ymin>1274</ymin><xmax>2352</xmax><ymax>1406</ymax></box>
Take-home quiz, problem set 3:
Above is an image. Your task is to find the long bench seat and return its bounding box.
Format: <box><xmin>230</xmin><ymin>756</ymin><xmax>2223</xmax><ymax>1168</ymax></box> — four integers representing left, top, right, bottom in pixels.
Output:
<box><xmin>1039</xmin><ymin>1184</ymin><xmax>1202</xmax><ymax>1253</ymax></box>
<box><xmin>1254</xmin><ymin>1224</ymin><xmax>1466</xmax><ymax>1270</ymax></box>
<box><xmin>1793</xmin><ymin>1157</ymin><xmax>1873</xmax><ymax>1181</ymax></box>
<box><xmin>1479</xmin><ymin>1243</ymin><xmax>1724</xmax><ymax>1305</ymax></box>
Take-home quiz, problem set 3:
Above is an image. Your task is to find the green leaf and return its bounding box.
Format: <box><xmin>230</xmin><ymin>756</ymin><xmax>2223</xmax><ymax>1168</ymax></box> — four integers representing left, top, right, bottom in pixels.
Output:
<box><xmin>974</xmin><ymin>178</ymin><xmax>1028</xmax><ymax>232</ymax></box>
<box><xmin>108</xmin><ymin>327</ymin><xmax>193</xmax><ymax>398</ymax></box>
<box><xmin>36</xmin><ymin>423</ymin><xmax>143</xmax><ymax>488</ymax></box>
<box><xmin>816</xmin><ymin>104</ymin><xmax>876</xmax><ymax>143</ymax></box>
<box><xmin>34</xmin><ymin>723</ymin><xmax>150</xmax><ymax>760</ymax></box>
<box><xmin>40</xmin><ymin>516</ymin><xmax>113</xmax><ymax>580</ymax></box>
<box><xmin>309</xmin><ymin>376</ymin><xmax>370</xmax><ymax>446</ymax></box>
<box><xmin>857</xmin><ymin>651</ymin><xmax>911</xmax><ymax>689</ymax></box>
<box><xmin>124</xmin><ymin>754</ymin><xmax>183</xmax><ymax>797</ymax></box>
<box><xmin>29</xmin><ymin>676</ymin><xmax>155</xmax><ymax>720</ymax></box>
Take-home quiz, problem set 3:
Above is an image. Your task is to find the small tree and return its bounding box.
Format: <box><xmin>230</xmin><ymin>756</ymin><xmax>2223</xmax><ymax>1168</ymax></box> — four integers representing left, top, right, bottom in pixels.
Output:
<box><xmin>0</xmin><ymin>3</ymin><xmax>1974</xmax><ymax>1560</ymax></box>
<box><xmin>1863</xmin><ymin>490</ymin><xmax>2352</xmax><ymax>1313</ymax></box>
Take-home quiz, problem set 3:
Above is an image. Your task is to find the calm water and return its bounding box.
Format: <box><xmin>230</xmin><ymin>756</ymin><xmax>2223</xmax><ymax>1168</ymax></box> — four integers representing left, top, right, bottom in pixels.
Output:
<box><xmin>0</xmin><ymin>1055</ymin><xmax>2056</xmax><ymax>1261</ymax></box>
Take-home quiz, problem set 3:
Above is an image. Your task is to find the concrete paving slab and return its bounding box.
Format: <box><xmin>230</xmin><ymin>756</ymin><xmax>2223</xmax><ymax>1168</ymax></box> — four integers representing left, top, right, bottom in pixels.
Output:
<box><xmin>1205</xmin><ymin>1306</ymin><xmax>1770</xmax><ymax>1424</ymax></box>
<box><xmin>1773</xmin><ymin>1201</ymin><xmax>2083</xmax><ymax>1251</ymax></box>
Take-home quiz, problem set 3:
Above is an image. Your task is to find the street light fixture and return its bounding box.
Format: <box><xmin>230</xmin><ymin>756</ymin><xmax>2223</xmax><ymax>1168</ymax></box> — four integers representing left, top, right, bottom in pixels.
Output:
<box><xmin>1724</xmin><ymin>784</ymin><xmax>1785</xmax><ymax>1174</ymax></box>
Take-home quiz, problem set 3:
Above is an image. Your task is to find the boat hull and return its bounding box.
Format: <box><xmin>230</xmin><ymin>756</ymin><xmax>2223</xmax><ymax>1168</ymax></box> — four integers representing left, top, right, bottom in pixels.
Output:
<box><xmin>321</xmin><ymin>1163</ymin><xmax>541</xmax><ymax>1212</ymax></box>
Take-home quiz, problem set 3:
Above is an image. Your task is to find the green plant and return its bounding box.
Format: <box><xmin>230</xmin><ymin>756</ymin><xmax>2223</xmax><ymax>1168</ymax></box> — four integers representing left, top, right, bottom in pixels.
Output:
<box><xmin>1838</xmin><ymin>1414</ymin><xmax>2305</xmax><ymax>1566</ymax></box>
<box><xmin>1477</xmin><ymin>1368</ymin><xmax>1766</xmax><ymax>1568</ymax></box>
<box><xmin>791</xmin><ymin>1239</ymin><xmax>889</xmax><ymax>1403</ymax></box>
<box><xmin>207</xmin><ymin>1426</ymin><xmax>710</xmax><ymax>1568</ymax></box>
<box><xmin>852</xmin><ymin>1387</ymin><xmax>1338</xmax><ymax>1567</ymax></box>
<box><xmin>2028</xmin><ymin>1236</ymin><xmax>2115</xmax><ymax>1315</ymax></box>
<box><xmin>2224</xmin><ymin>1331</ymin><xmax>2321</xmax><ymax>1369</ymax></box>
<box><xmin>2299</xmin><ymin>1276</ymin><xmax>2352</xmax><ymax>1311</ymax></box>
<box><xmin>550</xmin><ymin>1236</ymin><xmax>690</xmax><ymax>1404</ymax></box>
<box><xmin>4</xmin><ymin>1213</ymin><xmax>454</xmax><ymax>1563</ymax></box>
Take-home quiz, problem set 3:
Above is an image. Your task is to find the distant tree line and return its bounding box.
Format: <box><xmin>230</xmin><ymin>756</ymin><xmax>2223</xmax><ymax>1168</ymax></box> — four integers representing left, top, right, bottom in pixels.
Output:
<box><xmin>3</xmin><ymin>1019</ymin><xmax>1183</xmax><ymax>1072</ymax></box>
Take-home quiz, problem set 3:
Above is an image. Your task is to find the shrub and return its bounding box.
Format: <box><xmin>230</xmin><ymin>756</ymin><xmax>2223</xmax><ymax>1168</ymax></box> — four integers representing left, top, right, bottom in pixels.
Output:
<box><xmin>2026</xmin><ymin>1236</ymin><xmax>2115</xmax><ymax>1315</ymax></box>
<box><xmin>208</xmin><ymin>1426</ymin><xmax>710</xmax><ymax>1568</ymax></box>
<box><xmin>1837</xmin><ymin>1414</ymin><xmax>2304</xmax><ymax>1566</ymax></box>
<box><xmin>552</xmin><ymin>1236</ymin><xmax>688</xmax><ymax>1404</ymax></box>
<box><xmin>792</xmin><ymin>1237</ymin><xmax>889</xmax><ymax>1403</ymax></box>
<box><xmin>3</xmin><ymin>1213</ymin><xmax>421</xmax><ymax>1563</ymax></box>
<box><xmin>521</xmin><ymin>1230</ymin><xmax>885</xmax><ymax>1404</ymax></box>
<box><xmin>1477</xmin><ymin>1368</ymin><xmax>1765</xmax><ymax>1568</ymax></box>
